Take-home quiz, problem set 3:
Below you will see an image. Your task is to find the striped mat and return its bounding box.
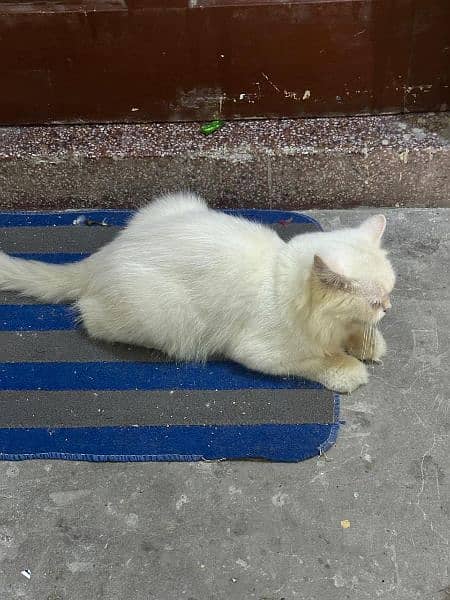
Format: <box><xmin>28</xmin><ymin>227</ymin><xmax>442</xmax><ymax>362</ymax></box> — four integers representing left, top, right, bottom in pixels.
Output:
<box><xmin>0</xmin><ymin>209</ymin><xmax>340</xmax><ymax>462</ymax></box>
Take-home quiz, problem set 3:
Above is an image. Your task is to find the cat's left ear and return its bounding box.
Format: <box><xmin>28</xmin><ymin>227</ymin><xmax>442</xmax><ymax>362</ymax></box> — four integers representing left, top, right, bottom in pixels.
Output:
<box><xmin>313</xmin><ymin>255</ymin><xmax>354</xmax><ymax>291</ymax></box>
<box><xmin>359</xmin><ymin>214</ymin><xmax>386</xmax><ymax>244</ymax></box>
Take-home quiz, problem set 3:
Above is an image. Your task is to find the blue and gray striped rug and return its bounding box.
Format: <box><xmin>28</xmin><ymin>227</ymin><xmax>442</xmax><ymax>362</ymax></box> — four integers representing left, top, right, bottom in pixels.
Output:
<box><xmin>0</xmin><ymin>209</ymin><xmax>340</xmax><ymax>462</ymax></box>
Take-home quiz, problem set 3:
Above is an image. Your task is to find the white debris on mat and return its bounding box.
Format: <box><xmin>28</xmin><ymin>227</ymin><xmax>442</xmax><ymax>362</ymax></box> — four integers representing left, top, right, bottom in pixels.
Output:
<box><xmin>20</xmin><ymin>569</ymin><xmax>31</xmax><ymax>580</ymax></box>
<box><xmin>72</xmin><ymin>215</ymin><xmax>109</xmax><ymax>226</ymax></box>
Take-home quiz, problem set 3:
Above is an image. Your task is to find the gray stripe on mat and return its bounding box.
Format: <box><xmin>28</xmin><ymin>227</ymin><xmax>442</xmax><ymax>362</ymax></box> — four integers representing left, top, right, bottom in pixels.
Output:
<box><xmin>0</xmin><ymin>227</ymin><xmax>121</xmax><ymax>253</ymax></box>
<box><xmin>0</xmin><ymin>222</ymin><xmax>317</xmax><ymax>254</ymax></box>
<box><xmin>0</xmin><ymin>389</ymin><xmax>334</xmax><ymax>428</ymax></box>
<box><xmin>0</xmin><ymin>331</ymin><xmax>167</xmax><ymax>362</ymax></box>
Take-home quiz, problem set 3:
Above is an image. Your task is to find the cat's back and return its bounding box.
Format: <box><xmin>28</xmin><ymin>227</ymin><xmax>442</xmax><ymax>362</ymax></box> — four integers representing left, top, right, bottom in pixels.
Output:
<box><xmin>124</xmin><ymin>199</ymin><xmax>281</xmax><ymax>261</ymax></box>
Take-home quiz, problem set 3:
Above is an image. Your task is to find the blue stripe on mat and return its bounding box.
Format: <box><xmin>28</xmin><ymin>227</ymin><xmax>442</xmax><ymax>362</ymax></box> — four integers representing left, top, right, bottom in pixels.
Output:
<box><xmin>0</xmin><ymin>421</ymin><xmax>338</xmax><ymax>463</ymax></box>
<box><xmin>0</xmin><ymin>361</ymin><xmax>321</xmax><ymax>391</ymax></box>
<box><xmin>0</xmin><ymin>305</ymin><xmax>76</xmax><ymax>330</ymax></box>
<box><xmin>11</xmin><ymin>253</ymin><xmax>88</xmax><ymax>263</ymax></box>
<box><xmin>0</xmin><ymin>211</ymin><xmax>132</xmax><ymax>227</ymax></box>
<box><xmin>0</xmin><ymin>209</ymin><xmax>322</xmax><ymax>229</ymax></box>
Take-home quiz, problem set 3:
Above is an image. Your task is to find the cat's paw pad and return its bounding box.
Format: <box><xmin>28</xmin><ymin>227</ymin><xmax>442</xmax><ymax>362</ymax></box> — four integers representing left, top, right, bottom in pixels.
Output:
<box><xmin>322</xmin><ymin>357</ymin><xmax>368</xmax><ymax>393</ymax></box>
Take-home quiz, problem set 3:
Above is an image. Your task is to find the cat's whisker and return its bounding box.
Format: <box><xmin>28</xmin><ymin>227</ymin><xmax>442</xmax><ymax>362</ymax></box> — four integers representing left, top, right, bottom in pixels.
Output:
<box><xmin>362</xmin><ymin>324</ymin><xmax>369</xmax><ymax>359</ymax></box>
<box><xmin>368</xmin><ymin>324</ymin><xmax>375</xmax><ymax>362</ymax></box>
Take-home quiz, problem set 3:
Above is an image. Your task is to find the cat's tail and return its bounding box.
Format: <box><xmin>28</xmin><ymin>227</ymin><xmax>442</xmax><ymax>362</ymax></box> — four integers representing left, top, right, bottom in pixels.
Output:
<box><xmin>0</xmin><ymin>251</ymin><xmax>86</xmax><ymax>303</ymax></box>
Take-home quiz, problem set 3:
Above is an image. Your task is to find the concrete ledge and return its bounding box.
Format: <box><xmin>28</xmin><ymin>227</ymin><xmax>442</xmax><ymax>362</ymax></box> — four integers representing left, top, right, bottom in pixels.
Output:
<box><xmin>0</xmin><ymin>113</ymin><xmax>449</xmax><ymax>210</ymax></box>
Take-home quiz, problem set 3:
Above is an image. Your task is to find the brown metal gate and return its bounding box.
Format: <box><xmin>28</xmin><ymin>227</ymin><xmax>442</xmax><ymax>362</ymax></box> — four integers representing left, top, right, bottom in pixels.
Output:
<box><xmin>0</xmin><ymin>0</ymin><xmax>448</xmax><ymax>124</ymax></box>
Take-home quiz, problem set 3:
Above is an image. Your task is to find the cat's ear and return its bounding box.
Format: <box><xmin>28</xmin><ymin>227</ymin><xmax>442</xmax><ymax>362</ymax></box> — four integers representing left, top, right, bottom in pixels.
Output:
<box><xmin>313</xmin><ymin>255</ymin><xmax>353</xmax><ymax>291</ymax></box>
<box><xmin>359</xmin><ymin>214</ymin><xmax>386</xmax><ymax>244</ymax></box>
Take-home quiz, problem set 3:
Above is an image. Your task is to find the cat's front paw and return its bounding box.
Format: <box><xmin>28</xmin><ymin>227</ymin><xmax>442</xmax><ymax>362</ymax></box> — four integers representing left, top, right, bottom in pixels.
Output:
<box><xmin>370</xmin><ymin>329</ymin><xmax>387</xmax><ymax>363</ymax></box>
<box><xmin>321</xmin><ymin>356</ymin><xmax>368</xmax><ymax>393</ymax></box>
<box><xmin>346</xmin><ymin>328</ymin><xmax>386</xmax><ymax>363</ymax></box>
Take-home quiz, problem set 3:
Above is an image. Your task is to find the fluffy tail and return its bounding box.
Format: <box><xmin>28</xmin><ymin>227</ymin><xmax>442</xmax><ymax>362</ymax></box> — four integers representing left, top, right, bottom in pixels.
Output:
<box><xmin>0</xmin><ymin>252</ymin><xmax>86</xmax><ymax>303</ymax></box>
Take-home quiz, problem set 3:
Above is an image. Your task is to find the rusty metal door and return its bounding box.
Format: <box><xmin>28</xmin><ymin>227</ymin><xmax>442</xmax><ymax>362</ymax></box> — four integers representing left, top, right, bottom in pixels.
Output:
<box><xmin>0</xmin><ymin>0</ymin><xmax>448</xmax><ymax>124</ymax></box>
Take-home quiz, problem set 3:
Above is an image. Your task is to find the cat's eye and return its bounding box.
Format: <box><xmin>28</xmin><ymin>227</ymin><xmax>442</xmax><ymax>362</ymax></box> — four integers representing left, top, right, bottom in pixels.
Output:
<box><xmin>371</xmin><ymin>298</ymin><xmax>391</xmax><ymax>313</ymax></box>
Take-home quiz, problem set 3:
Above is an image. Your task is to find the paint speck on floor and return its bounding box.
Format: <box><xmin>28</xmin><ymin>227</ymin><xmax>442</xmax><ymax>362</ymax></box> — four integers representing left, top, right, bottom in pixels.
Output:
<box><xmin>271</xmin><ymin>492</ymin><xmax>289</xmax><ymax>507</ymax></box>
<box><xmin>175</xmin><ymin>494</ymin><xmax>190</xmax><ymax>511</ymax></box>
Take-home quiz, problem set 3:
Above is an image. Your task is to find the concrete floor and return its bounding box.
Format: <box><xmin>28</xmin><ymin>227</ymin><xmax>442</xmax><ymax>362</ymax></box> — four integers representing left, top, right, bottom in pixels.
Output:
<box><xmin>0</xmin><ymin>208</ymin><xmax>449</xmax><ymax>600</ymax></box>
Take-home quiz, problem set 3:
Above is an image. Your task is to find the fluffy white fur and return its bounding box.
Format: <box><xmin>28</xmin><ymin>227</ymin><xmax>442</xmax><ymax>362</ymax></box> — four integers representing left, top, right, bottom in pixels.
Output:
<box><xmin>0</xmin><ymin>193</ymin><xmax>395</xmax><ymax>392</ymax></box>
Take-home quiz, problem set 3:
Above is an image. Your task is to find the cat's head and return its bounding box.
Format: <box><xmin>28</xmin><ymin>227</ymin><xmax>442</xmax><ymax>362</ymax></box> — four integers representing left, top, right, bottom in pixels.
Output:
<box><xmin>311</xmin><ymin>215</ymin><xmax>395</xmax><ymax>325</ymax></box>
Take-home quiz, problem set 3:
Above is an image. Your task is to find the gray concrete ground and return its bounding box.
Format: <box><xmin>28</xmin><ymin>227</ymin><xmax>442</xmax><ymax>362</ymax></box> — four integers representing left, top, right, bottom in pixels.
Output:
<box><xmin>0</xmin><ymin>208</ymin><xmax>449</xmax><ymax>600</ymax></box>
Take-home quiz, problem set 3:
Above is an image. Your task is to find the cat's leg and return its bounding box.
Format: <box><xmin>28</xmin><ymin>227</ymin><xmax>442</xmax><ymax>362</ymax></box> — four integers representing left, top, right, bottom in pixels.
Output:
<box><xmin>76</xmin><ymin>294</ymin><xmax>203</xmax><ymax>356</ymax></box>
<box><xmin>230</xmin><ymin>346</ymin><xmax>368</xmax><ymax>393</ymax></box>
<box><xmin>75</xmin><ymin>296</ymin><xmax>124</xmax><ymax>343</ymax></box>
<box><xmin>295</xmin><ymin>354</ymin><xmax>368</xmax><ymax>393</ymax></box>
<box><xmin>345</xmin><ymin>326</ymin><xmax>386</xmax><ymax>362</ymax></box>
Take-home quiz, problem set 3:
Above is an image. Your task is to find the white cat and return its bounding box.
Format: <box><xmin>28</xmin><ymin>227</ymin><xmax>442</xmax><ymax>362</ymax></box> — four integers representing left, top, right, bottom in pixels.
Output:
<box><xmin>0</xmin><ymin>193</ymin><xmax>395</xmax><ymax>392</ymax></box>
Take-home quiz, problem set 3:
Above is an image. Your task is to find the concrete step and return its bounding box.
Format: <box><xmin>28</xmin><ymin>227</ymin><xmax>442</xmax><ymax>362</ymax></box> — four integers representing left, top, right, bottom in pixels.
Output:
<box><xmin>0</xmin><ymin>113</ymin><xmax>449</xmax><ymax>210</ymax></box>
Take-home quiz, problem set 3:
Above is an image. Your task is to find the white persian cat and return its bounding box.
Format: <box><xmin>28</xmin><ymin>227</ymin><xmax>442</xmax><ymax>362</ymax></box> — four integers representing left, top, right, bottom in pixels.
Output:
<box><xmin>0</xmin><ymin>193</ymin><xmax>395</xmax><ymax>392</ymax></box>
